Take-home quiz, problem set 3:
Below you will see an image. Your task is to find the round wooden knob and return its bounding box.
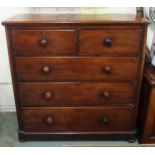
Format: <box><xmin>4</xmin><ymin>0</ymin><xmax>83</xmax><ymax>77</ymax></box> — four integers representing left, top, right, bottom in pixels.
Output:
<box><xmin>42</xmin><ymin>65</ymin><xmax>50</xmax><ymax>74</ymax></box>
<box><xmin>101</xmin><ymin>116</ymin><xmax>108</xmax><ymax>124</ymax></box>
<box><xmin>45</xmin><ymin>116</ymin><xmax>53</xmax><ymax>125</ymax></box>
<box><xmin>40</xmin><ymin>38</ymin><xmax>48</xmax><ymax>47</ymax></box>
<box><xmin>44</xmin><ymin>91</ymin><xmax>52</xmax><ymax>100</ymax></box>
<box><xmin>103</xmin><ymin>66</ymin><xmax>111</xmax><ymax>74</ymax></box>
<box><xmin>104</xmin><ymin>38</ymin><xmax>112</xmax><ymax>47</ymax></box>
<box><xmin>101</xmin><ymin>91</ymin><xmax>110</xmax><ymax>99</ymax></box>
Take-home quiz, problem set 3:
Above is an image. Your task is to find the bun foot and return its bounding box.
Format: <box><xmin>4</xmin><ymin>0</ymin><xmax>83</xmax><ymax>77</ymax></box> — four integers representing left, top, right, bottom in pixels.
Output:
<box><xmin>127</xmin><ymin>138</ymin><xmax>136</xmax><ymax>143</ymax></box>
<box><xmin>18</xmin><ymin>138</ymin><xmax>25</xmax><ymax>142</ymax></box>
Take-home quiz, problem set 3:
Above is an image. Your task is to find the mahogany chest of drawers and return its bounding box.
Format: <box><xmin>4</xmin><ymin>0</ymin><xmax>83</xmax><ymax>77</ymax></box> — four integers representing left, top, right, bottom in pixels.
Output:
<box><xmin>2</xmin><ymin>14</ymin><xmax>148</xmax><ymax>141</ymax></box>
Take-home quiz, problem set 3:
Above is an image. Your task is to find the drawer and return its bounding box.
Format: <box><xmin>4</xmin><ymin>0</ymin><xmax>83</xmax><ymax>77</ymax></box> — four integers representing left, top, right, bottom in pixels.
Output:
<box><xmin>19</xmin><ymin>82</ymin><xmax>135</xmax><ymax>107</ymax></box>
<box><xmin>12</xmin><ymin>30</ymin><xmax>76</xmax><ymax>56</ymax></box>
<box><xmin>16</xmin><ymin>57</ymin><xmax>138</xmax><ymax>82</ymax></box>
<box><xmin>79</xmin><ymin>29</ymin><xmax>142</xmax><ymax>55</ymax></box>
<box><xmin>22</xmin><ymin>107</ymin><xmax>134</xmax><ymax>132</ymax></box>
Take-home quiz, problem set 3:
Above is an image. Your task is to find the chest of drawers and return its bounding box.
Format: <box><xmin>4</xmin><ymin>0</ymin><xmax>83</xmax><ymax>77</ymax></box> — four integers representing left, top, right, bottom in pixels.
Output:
<box><xmin>2</xmin><ymin>14</ymin><xmax>148</xmax><ymax>141</ymax></box>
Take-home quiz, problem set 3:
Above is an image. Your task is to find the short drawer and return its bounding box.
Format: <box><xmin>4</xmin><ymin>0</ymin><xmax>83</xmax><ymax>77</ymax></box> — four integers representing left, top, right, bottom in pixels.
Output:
<box><xmin>12</xmin><ymin>30</ymin><xmax>76</xmax><ymax>56</ymax></box>
<box><xmin>15</xmin><ymin>57</ymin><xmax>138</xmax><ymax>82</ymax></box>
<box><xmin>22</xmin><ymin>107</ymin><xmax>134</xmax><ymax>132</ymax></box>
<box><xmin>79</xmin><ymin>29</ymin><xmax>142</xmax><ymax>55</ymax></box>
<box><xmin>19</xmin><ymin>82</ymin><xmax>135</xmax><ymax>107</ymax></box>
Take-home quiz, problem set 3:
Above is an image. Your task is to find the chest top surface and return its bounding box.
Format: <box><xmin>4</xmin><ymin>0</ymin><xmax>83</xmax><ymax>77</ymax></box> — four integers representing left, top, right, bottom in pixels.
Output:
<box><xmin>2</xmin><ymin>14</ymin><xmax>149</xmax><ymax>26</ymax></box>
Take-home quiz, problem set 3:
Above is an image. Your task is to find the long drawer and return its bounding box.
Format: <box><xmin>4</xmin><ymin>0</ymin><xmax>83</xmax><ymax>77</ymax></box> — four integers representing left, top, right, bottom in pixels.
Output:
<box><xmin>79</xmin><ymin>29</ymin><xmax>142</xmax><ymax>55</ymax></box>
<box><xmin>19</xmin><ymin>82</ymin><xmax>135</xmax><ymax>107</ymax></box>
<box><xmin>15</xmin><ymin>57</ymin><xmax>139</xmax><ymax>82</ymax></box>
<box><xmin>22</xmin><ymin>107</ymin><xmax>134</xmax><ymax>132</ymax></box>
<box><xmin>12</xmin><ymin>30</ymin><xmax>77</xmax><ymax>56</ymax></box>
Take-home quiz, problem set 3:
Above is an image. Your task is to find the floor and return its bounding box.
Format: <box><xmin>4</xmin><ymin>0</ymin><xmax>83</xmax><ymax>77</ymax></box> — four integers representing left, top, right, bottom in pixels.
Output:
<box><xmin>0</xmin><ymin>112</ymin><xmax>139</xmax><ymax>147</ymax></box>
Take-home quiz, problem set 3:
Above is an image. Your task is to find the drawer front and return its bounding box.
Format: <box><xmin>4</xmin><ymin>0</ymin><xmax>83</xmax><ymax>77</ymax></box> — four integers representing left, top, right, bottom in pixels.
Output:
<box><xmin>12</xmin><ymin>30</ymin><xmax>76</xmax><ymax>56</ymax></box>
<box><xmin>80</xmin><ymin>29</ymin><xmax>142</xmax><ymax>55</ymax></box>
<box><xmin>16</xmin><ymin>57</ymin><xmax>138</xmax><ymax>82</ymax></box>
<box><xmin>19</xmin><ymin>82</ymin><xmax>134</xmax><ymax>107</ymax></box>
<box><xmin>22</xmin><ymin>107</ymin><xmax>134</xmax><ymax>132</ymax></box>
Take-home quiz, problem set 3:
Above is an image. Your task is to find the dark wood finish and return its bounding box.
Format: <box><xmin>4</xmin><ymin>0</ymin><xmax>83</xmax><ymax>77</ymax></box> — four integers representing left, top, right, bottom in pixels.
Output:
<box><xmin>144</xmin><ymin>65</ymin><xmax>155</xmax><ymax>85</ymax></box>
<box><xmin>18</xmin><ymin>82</ymin><xmax>135</xmax><ymax>107</ymax></box>
<box><xmin>22</xmin><ymin>107</ymin><xmax>134</xmax><ymax>132</ymax></box>
<box><xmin>133</xmin><ymin>25</ymin><xmax>148</xmax><ymax>134</ymax></box>
<box><xmin>15</xmin><ymin>57</ymin><xmax>139</xmax><ymax>82</ymax></box>
<box><xmin>2</xmin><ymin>14</ymin><xmax>148</xmax><ymax>141</ymax></box>
<box><xmin>45</xmin><ymin>116</ymin><xmax>54</xmax><ymax>125</ymax></box>
<box><xmin>18</xmin><ymin>130</ymin><xmax>136</xmax><ymax>141</ymax></box>
<box><xmin>4</xmin><ymin>27</ymin><xmax>24</xmax><ymax>130</ymax></box>
<box><xmin>2</xmin><ymin>14</ymin><xmax>149</xmax><ymax>26</ymax></box>
<box><xmin>12</xmin><ymin>30</ymin><xmax>76</xmax><ymax>56</ymax></box>
<box><xmin>138</xmin><ymin>64</ymin><xmax>155</xmax><ymax>144</ymax></box>
<box><xmin>80</xmin><ymin>29</ymin><xmax>141</xmax><ymax>55</ymax></box>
